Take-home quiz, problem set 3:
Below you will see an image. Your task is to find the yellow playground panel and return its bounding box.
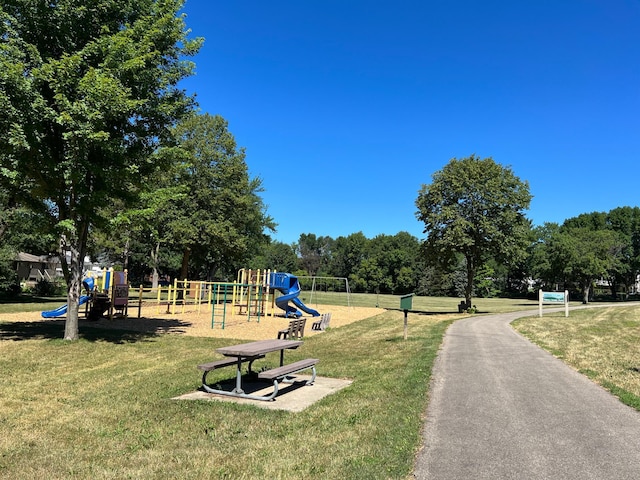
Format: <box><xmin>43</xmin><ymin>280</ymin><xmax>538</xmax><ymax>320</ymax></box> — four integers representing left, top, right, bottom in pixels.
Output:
<box><xmin>154</xmin><ymin>269</ymin><xmax>278</xmax><ymax>329</ymax></box>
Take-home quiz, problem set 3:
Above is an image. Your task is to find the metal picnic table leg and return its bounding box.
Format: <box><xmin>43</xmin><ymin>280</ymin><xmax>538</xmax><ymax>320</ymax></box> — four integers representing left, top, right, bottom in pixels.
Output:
<box><xmin>232</xmin><ymin>357</ymin><xmax>245</xmax><ymax>394</ymax></box>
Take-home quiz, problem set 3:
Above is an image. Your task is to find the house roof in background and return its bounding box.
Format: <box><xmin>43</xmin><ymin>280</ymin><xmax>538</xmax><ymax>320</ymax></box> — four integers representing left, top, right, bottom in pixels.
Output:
<box><xmin>15</xmin><ymin>252</ymin><xmax>47</xmax><ymax>263</ymax></box>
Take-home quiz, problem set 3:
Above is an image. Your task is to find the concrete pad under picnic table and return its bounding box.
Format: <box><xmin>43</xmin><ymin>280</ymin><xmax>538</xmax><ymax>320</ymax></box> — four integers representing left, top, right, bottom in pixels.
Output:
<box><xmin>173</xmin><ymin>375</ymin><xmax>352</xmax><ymax>412</ymax></box>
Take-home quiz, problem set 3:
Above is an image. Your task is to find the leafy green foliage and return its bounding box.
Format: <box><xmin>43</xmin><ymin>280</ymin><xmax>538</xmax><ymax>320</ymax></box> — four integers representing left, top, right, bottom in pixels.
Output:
<box><xmin>0</xmin><ymin>0</ymin><xmax>201</xmax><ymax>338</ymax></box>
<box><xmin>328</xmin><ymin>231</ymin><xmax>367</xmax><ymax>279</ymax></box>
<box><xmin>248</xmin><ymin>241</ymin><xmax>299</xmax><ymax>273</ymax></box>
<box><xmin>0</xmin><ymin>244</ymin><xmax>19</xmax><ymax>294</ymax></box>
<box><xmin>548</xmin><ymin>227</ymin><xmax>626</xmax><ymax>303</ymax></box>
<box><xmin>158</xmin><ymin>113</ymin><xmax>275</xmax><ymax>280</ymax></box>
<box><xmin>296</xmin><ymin>233</ymin><xmax>333</xmax><ymax>276</ymax></box>
<box><xmin>563</xmin><ymin>207</ymin><xmax>640</xmax><ymax>299</ymax></box>
<box><xmin>33</xmin><ymin>278</ymin><xmax>65</xmax><ymax>297</ymax></box>
<box><xmin>416</xmin><ymin>155</ymin><xmax>532</xmax><ymax>305</ymax></box>
<box><xmin>357</xmin><ymin>232</ymin><xmax>420</xmax><ymax>294</ymax></box>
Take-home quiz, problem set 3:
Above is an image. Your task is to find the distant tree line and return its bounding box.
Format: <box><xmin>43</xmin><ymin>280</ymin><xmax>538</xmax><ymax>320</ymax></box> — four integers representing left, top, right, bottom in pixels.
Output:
<box><xmin>247</xmin><ymin>231</ymin><xmax>422</xmax><ymax>295</ymax></box>
<box><xmin>248</xmin><ymin>204</ymin><xmax>640</xmax><ymax>304</ymax></box>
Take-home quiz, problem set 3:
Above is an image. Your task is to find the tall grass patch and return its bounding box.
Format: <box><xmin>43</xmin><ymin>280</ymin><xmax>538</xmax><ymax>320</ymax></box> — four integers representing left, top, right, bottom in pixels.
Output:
<box><xmin>0</xmin><ymin>310</ymin><xmax>453</xmax><ymax>479</ymax></box>
<box><xmin>512</xmin><ymin>306</ymin><xmax>640</xmax><ymax>409</ymax></box>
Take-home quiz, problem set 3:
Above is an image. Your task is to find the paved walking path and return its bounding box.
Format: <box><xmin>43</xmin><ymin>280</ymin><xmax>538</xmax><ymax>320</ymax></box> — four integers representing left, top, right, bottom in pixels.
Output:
<box><xmin>413</xmin><ymin>309</ymin><xmax>640</xmax><ymax>479</ymax></box>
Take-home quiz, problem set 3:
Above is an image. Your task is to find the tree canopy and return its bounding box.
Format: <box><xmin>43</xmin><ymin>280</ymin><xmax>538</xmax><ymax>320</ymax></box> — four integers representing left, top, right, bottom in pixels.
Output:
<box><xmin>154</xmin><ymin>113</ymin><xmax>275</xmax><ymax>281</ymax></box>
<box><xmin>416</xmin><ymin>155</ymin><xmax>532</xmax><ymax>307</ymax></box>
<box><xmin>0</xmin><ymin>0</ymin><xmax>201</xmax><ymax>338</ymax></box>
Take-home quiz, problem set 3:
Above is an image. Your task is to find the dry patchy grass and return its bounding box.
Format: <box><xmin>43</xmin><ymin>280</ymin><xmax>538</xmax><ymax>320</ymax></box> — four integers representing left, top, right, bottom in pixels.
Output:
<box><xmin>513</xmin><ymin>305</ymin><xmax>640</xmax><ymax>402</ymax></box>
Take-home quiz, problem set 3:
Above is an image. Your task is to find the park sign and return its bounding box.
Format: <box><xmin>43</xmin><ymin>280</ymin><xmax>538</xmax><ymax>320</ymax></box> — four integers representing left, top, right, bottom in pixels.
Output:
<box><xmin>538</xmin><ymin>289</ymin><xmax>569</xmax><ymax>318</ymax></box>
<box><xmin>400</xmin><ymin>293</ymin><xmax>415</xmax><ymax>340</ymax></box>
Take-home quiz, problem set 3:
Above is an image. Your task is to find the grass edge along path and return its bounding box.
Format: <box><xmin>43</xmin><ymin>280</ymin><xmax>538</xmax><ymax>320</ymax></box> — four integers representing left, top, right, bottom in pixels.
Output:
<box><xmin>0</xmin><ymin>310</ymin><xmax>454</xmax><ymax>479</ymax></box>
<box><xmin>512</xmin><ymin>305</ymin><xmax>640</xmax><ymax>412</ymax></box>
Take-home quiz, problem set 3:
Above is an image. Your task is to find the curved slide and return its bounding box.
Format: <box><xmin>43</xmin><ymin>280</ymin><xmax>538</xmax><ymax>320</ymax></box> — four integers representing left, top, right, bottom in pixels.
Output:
<box><xmin>271</xmin><ymin>273</ymin><xmax>320</xmax><ymax>318</ymax></box>
<box><xmin>41</xmin><ymin>294</ymin><xmax>91</xmax><ymax>318</ymax></box>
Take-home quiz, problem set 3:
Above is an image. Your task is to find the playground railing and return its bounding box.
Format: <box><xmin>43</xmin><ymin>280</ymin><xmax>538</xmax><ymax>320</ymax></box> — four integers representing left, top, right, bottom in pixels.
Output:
<box><xmin>133</xmin><ymin>279</ymin><xmax>276</xmax><ymax>329</ymax></box>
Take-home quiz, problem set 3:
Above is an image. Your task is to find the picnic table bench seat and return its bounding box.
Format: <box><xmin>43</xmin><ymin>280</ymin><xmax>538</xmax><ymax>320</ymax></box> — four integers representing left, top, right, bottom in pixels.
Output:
<box><xmin>257</xmin><ymin>358</ymin><xmax>318</xmax><ymax>400</ymax></box>
<box><xmin>197</xmin><ymin>340</ymin><xmax>317</xmax><ymax>402</ymax></box>
<box><xmin>197</xmin><ymin>355</ymin><xmax>265</xmax><ymax>386</ymax></box>
<box><xmin>258</xmin><ymin>358</ymin><xmax>319</xmax><ymax>381</ymax></box>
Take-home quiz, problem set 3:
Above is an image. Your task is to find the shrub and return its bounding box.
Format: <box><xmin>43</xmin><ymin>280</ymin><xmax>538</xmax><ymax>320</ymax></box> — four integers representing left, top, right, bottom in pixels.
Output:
<box><xmin>34</xmin><ymin>279</ymin><xmax>65</xmax><ymax>297</ymax></box>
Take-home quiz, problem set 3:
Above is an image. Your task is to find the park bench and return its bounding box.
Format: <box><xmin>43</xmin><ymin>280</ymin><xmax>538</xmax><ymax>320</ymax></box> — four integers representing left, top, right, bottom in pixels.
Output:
<box><xmin>197</xmin><ymin>355</ymin><xmax>265</xmax><ymax>387</ymax></box>
<box><xmin>311</xmin><ymin>312</ymin><xmax>331</xmax><ymax>331</ymax></box>
<box><xmin>277</xmin><ymin>318</ymin><xmax>306</xmax><ymax>339</ymax></box>
<box><xmin>257</xmin><ymin>358</ymin><xmax>318</xmax><ymax>399</ymax></box>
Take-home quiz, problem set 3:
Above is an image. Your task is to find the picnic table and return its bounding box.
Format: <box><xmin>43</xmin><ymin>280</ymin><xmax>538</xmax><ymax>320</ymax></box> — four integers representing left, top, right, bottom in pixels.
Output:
<box><xmin>198</xmin><ymin>339</ymin><xmax>318</xmax><ymax>401</ymax></box>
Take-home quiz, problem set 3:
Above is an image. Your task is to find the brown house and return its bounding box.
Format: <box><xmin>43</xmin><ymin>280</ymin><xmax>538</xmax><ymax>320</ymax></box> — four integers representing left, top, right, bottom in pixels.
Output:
<box><xmin>14</xmin><ymin>253</ymin><xmax>58</xmax><ymax>284</ymax></box>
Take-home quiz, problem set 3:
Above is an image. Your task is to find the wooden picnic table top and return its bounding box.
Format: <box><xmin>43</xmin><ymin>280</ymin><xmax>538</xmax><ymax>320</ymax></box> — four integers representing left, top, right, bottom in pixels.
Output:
<box><xmin>215</xmin><ymin>339</ymin><xmax>303</xmax><ymax>357</ymax></box>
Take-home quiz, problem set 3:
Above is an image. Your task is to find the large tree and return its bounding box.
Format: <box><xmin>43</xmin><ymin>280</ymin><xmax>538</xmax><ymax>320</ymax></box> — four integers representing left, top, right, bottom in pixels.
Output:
<box><xmin>247</xmin><ymin>240</ymin><xmax>299</xmax><ymax>273</ymax></box>
<box><xmin>328</xmin><ymin>231</ymin><xmax>368</xmax><ymax>280</ymax></box>
<box><xmin>296</xmin><ymin>233</ymin><xmax>333</xmax><ymax>277</ymax></box>
<box><xmin>527</xmin><ymin>222</ymin><xmax>563</xmax><ymax>290</ymax></box>
<box><xmin>561</xmin><ymin>207</ymin><xmax>640</xmax><ymax>299</ymax></box>
<box><xmin>548</xmin><ymin>227</ymin><xmax>626</xmax><ymax>303</ymax></box>
<box><xmin>159</xmin><ymin>113</ymin><xmax>275</xmax><ymax>281</ymax></box>
<box><xmin>358</xmin><ymin>232</ymin><xmax>420</xmax><ymax>294</ymax></box>
<box><xmin>0</xmin><ymin>0</ymin><xmax>201</xmax><ymax>339</ymax></box>
<box><xmin>416</xmin><ymin>155</ymin><xmax>532</xmax><ymax>308</ymax></box>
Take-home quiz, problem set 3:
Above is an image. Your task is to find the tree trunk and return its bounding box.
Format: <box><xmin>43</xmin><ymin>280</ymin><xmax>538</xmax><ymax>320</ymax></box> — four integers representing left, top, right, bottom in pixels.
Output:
<box><xmin>123</xmin><ymin>238</ymin><xmax>130</xmax><ymax>271</ymax></box>
<box><xmin>150</xmin><ymin>241</ymin><xmax>160</xmax><ymax>289</ymax></box>
<box><xmin>64</xmin><ymin>259</ymin><xmax>82</xmax><ymax>340</ymax></box>
<box><xmin>180</xmin><ymin>247</ymin><xmax>190</xmax><ymax>280</ymax></box>
<box><xmin>207</xmin><ymin>264</ymin><xmax>217</xmax><ymax>282</ymax></box>
<box><xmin>464</xmin><ymin>255</ymin><xmax>474</xmax><ymax>309</ymax></box>
<box><xmin>608</xmin><ymin>277</ymin><xmax>619</xmax><ymax>300</ymax></box>
<box><xmin>151</xmin><ymin>268</ymin><xmax>159</xmax><ymax>289</ymax></box>
<box><xmin>581</xmin><ymin>280</ymin><xmax>590</xmax><ymax>304</ymax></box>
<box><xmin>62</xmin><ymin>219</ymin><xmax>89</xmax><ymax>340</ymax></box>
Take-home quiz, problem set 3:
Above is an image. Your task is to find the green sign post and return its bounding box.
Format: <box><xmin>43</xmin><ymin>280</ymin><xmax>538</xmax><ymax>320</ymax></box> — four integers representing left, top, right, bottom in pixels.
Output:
<box><xmin>400</xmin><ymin>293</ymin><xmax>415</xmax><ymax>340</ymax></box>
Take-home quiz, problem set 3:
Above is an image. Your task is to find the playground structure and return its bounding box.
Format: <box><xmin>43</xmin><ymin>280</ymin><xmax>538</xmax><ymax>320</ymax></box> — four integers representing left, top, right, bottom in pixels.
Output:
<box><xmin>270</xmin><ymin>272</ymin><xmax>320</xmax><ymax>318</ymax></box>
<box><xmin>155</xmin><ymin>269</ymin><xmax>275</xmax><ymax>319</ymax></box>
<box><xmin>41</xmin><ymin>268</ymin><xmax>129</xmax><ymax>320</ymax></box>
<box><xmin>153</xmin><ymin>269</ymin><xmax>323</xmax><ymax>328</ymax></box>
<box><xmin>38</xmin><ymin>267</ymin><xmax>336</xmax><ymax>328</ymax></box>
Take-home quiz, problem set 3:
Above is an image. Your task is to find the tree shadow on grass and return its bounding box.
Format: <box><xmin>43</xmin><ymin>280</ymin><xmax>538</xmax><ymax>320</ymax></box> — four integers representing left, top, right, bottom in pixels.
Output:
<box><xmin>389</xmin><ymin>308</ymin><xmax>463</xmax><ymax>315</ymax></box>
<box><xmin>0</xmin><ymin>317</ymin><xmax>194</xmax><ymax>344</ymax></box>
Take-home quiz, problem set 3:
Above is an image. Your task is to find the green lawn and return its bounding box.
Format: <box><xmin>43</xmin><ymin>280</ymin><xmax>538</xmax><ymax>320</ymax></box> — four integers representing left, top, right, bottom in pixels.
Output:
<box><xmin>0</xmin><ymin>306</ymin><xmax>453</xmax><ymax>479</ymax></box>
<box><xmin>2</xmin><ymin>295</ymin><xmax>639</xmax><ymax>479</ymax></box>
<box><xmin>304</xmin><ymin>290</ymin><xmax>542</xmax><ymax>313</ymax></box>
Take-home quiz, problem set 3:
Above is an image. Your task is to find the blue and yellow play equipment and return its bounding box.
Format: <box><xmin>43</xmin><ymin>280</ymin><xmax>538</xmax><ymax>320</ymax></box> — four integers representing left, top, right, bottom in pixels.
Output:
<box><xmin>151</xmin><ymin>269</ymin><xmax>322</xmax><ymax>329</ymax></box>
<box><xmin>41</xmin><ymin>268</ymin><xmax>129</xmax><ymax>319</ymax></box>
<box><xmin>269</xmin><ymin>272</ymin><xmax>320</xmax><ymax>318</ymax></box>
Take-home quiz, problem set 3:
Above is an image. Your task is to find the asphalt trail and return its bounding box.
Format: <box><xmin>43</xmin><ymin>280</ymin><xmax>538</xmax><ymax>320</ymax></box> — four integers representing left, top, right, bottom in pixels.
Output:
<box><xmin>413</xmin><ymin>310</ymin><xmax>640</xmax><ymax>479</ymax></box>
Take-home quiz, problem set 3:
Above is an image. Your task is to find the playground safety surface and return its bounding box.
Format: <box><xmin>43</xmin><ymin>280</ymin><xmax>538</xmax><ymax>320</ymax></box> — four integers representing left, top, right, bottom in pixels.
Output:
<box><xmin>0</xmin><ymin>304</ymin><xmax>386</xmax><ymax>341</ymax></box>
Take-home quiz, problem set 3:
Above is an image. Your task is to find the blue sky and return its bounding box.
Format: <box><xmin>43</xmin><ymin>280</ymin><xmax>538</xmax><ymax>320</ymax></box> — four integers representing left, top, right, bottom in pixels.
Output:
<box><xmin>179</xmin><ymin>1</ymin><xmax>640</xmax><ymax>245</ymax></box>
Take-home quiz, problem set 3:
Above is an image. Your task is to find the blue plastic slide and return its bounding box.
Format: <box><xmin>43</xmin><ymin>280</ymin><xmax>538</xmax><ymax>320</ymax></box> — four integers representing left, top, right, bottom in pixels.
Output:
<box><xmin>269</xmin><ymin>272</ymin><xmax>320</xmax><ymax>318</ymax></box>
<box><xmin>41</xmin><ymin>295</ymin><xmax>91</xmax><ymax>318</ymax></box>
